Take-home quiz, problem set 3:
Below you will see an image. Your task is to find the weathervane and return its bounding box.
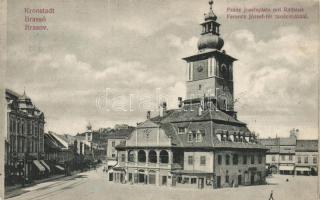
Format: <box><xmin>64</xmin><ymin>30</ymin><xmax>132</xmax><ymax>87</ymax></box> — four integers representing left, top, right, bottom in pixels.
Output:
<box><xmin>209</xmin><ymin>0</ymin><xmax>213</xmax><ymax>10</ymax></box>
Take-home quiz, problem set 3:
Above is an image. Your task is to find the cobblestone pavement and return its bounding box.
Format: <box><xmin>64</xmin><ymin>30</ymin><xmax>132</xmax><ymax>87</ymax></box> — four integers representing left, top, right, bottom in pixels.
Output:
<box><xmin>6</xmin><ymin>168</ymin><xmax>318</xmax><ymax>200</ymax></box>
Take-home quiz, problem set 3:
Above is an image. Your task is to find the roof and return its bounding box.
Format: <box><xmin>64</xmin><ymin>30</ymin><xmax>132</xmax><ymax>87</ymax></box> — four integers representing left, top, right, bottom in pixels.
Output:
<box><xmin>106</xmin><ymin>127</ymin><xmax>135</xmax><ymax>139</ymax></box>
<box><xmin>6</xmin><ymin>89</ymin><xmax>20</xmax><ymax>99</ymax></box>
<box><xmin>182</xmin><ymin>49</ymin><xmax>237</xmax><ymax>62</ymax></box>
<box><xmin>150</xmin><ymin>104</ymin><xmax>246</xmax><ymax>125</ymax></box>
<box><xmin>44</xmin><ymin>133</ymin><xmax>66</xmax><ymax>150</ymax></box>
<box><xmin>296</xmin><ymin>140</ymin><xmax>318</xmax><ymax>152</ymax></box>
<box><xmin>258</xmin><ymin>138</ymin><xmax>279</xmax><ymax>146</ymax></box>
<box><xmin>279</xmin><ymin>137</ymin><xmax>296</xmax><ymax>146</ymax></box>
<box><xmin>116</xmin><ymin>100</ymin><xmax>266</xmax><ymax>150</ymax></box>
<box><xmin>6</xmin><ymin>88</ymin><xmax>44</xmax><ymax>118</ymax></box>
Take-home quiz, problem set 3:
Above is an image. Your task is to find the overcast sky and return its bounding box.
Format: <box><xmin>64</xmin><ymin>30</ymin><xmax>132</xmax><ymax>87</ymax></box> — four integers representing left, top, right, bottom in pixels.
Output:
<box><xmin>6</xmin><ymin>0</ymin><xmax>319</xmax><ymax>138</ymax></box>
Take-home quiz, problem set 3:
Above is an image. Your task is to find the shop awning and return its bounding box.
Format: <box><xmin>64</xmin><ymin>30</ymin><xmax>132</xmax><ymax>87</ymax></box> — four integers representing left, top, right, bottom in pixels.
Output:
<box><xmin>295</xmin><ymin>167</ymin><xmax>310</xmax><ymax>172</ymax></box>
<box><xmin>279</xmin><ymin>165</ymin><xmax>294</xmax><ymax>171</ymax></box>
<box><xmin>55</xmin><ymin>165</ymin><xmax>65</xmax><ymax>171</ymax></box>
<box><xmin>33</xmin><ymin>160</ymin><xmax>45</xmax><ymax>172</ymax></box>
<box><xmin>40</xmin><ymin>160</ymin><xmax>50</xmax><ymax>172</ymax></box>
<box><xmin>171</xmin><ymin>170</ymin><xmax>214</xmax><ymax>176</ymax></box>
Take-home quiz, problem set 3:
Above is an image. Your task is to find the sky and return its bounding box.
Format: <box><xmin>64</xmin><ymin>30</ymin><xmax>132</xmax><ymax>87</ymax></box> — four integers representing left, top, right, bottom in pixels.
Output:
<box><xmin>6</xmin><ymin>0</ymin><xmax>319</xmax><ymax>139</ymax></box>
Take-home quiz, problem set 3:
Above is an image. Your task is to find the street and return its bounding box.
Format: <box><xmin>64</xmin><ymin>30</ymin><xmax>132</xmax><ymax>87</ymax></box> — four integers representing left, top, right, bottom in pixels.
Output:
<box><xmin>6</xmin><ymin>167</ymin><xmax>318</xmax><ymax>200</ymax></box>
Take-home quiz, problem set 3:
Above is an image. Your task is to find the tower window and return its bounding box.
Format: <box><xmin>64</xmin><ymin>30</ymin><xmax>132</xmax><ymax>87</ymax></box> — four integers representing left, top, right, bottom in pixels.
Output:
<box><xmin>223</xmin><ymin>99</ymin><xmax>228</xmax><ymax>110</ymax></box>
<box><xmin>199</xmin><ymin>84</ymin><xmax>202</xmax><ymax>90</ymax></box>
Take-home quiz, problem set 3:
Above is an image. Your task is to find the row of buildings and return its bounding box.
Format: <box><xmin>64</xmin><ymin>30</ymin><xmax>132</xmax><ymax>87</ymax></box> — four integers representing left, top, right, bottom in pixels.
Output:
<box><xmin>4</xmin><ymin>89</ymin><xmax>105</xmax><ymax>186</ymax></box>
<box><xmin>259</xmin><ymin>129</ymin><xmax>318</xmax><ymax>176</ymax></box>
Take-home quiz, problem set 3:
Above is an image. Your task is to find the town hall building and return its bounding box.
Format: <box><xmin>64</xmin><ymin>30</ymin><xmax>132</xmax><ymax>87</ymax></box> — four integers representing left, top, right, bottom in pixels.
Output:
<box><xmin>111</xmin><ymin>0</ymin><xmax>267</xmax><ymax>189</ymax></box>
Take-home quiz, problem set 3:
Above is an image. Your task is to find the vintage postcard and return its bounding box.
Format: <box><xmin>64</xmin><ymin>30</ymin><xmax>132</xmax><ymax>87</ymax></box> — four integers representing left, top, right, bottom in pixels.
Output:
<box><xmin>1</xmin><ymin>0</ymin><xmax>319</xmax><ymax>199</ymax></box>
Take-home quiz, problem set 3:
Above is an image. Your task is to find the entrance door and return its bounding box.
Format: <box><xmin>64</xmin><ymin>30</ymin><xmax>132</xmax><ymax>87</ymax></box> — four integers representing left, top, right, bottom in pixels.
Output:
<box><xmin>250</xmin><ymin>174</ymin><xmax>254</xmax><ymax>185</ymax></box>
<box><xmin>149</xmin><ymin>174</ymin><xmax>156</xmax><ymax>184</ymax></box>
<box><xmin>139</xmin><ymin>173</ymin><xmax>145</xmax><ymax>183</ymax></box>
<box><xmin>216</xmin><ymin>176</ymin><xmax>221</xmax><ymax>188</ymax></box>
<box><xmin>109</xmin><ymin>173</ymin><xmax>113</xmax><ymax>181</ymax></box>
<box><xmin>162</xmin><ymin>176</ymin><xmax>167</xmax><ymax>185</ymax></box>
<box><xmin>198</xmin><ymin>178</ymin><xmax>204</xmax><ymax>189</ymax></box>
<box><xmin>144</xmin><ymin>175</ymin><xmax>148</xmax><ymax>184</ymax></box>
<box><xmin>172</xmin><ymin>176</ymin><xmax>177</xmax><ymax>187</ymax></box>
<box><xmin>120</xmin><ymin>173</ymin><xmax>124</xmax><ymax>183</ymax></box>
<box><xmin>238</xmin><ymin>175</ymin><xmax>242</xmax><ymax>185</ymax></box>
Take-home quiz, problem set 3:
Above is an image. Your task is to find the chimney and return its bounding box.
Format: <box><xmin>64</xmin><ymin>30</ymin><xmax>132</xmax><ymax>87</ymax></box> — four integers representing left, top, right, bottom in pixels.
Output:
<box><xmin>159</xmin><ymin>101</ymin><xmax>167</xmax><ymax>117</ymax></box>
<box><xmin>178</xmin><ymin>97</ymin><xmax>183</xmax><ymax>108</ymax></box>
<box><xmin>147</xmin><ymin>111</ymin><xmax>151</xmax><ymax>119</ymax></box>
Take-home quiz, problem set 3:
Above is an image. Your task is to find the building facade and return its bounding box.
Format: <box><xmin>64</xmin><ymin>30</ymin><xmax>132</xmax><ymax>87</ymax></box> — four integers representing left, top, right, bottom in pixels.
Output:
<box><xmin>259</xmin><ymin>129</ymin><xmax>318</xmax><ymax>176</ymax></box>
<box><xmin>295</xmin><ymin>140</ymin><xmax>318</xmax><ymax>175</ymax></box>
<box><xmin>110</xmin><ymin>1</ymin><xmax>267</xmax><ymax>189</ymax></box>
<box><xmin>44</xmin><ymin>131</ymin><xmax>75</xmax><ymax>175</ymax></box>
<box><xmin>5</xmin><ymin>89</ymin><xmax>46</xmax><ymax>186</ymax></box>
<box><xmin>105</xmin><ymin>126</ymin><xmax>134</xmax><ymax>171</ymax></box>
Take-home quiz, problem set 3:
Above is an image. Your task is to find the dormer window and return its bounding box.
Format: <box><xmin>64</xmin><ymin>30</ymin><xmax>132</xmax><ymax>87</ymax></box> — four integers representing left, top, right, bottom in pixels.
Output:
<box><xmin>178</xmin><ymin>127</ymin><xmax>185</xmax><ymax>134</ymax></box>
<box><xmin>195</xmin><ymin>130</ymin><xmax>204</xmax><ymax>142</ymax></box>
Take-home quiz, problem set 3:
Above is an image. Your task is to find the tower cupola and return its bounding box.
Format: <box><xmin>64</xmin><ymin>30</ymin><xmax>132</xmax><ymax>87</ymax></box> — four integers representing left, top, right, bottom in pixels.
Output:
<box><xmin>197</xmin><ymin>0</ymin><xmax>224</xmax><ymax>51</ymax></box>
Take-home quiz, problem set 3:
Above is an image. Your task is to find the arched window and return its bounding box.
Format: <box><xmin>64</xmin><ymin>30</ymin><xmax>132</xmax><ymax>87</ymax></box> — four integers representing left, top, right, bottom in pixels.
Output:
<box><xmin>128</xmin><ymin>150</ymin><xmax>135</xmax><ymax>162</ymax></box>
<box><xmin>159</xmin><ymin>150</ymin><xmax>169</xmax><ymax>164</ymax></box>
<box><xmin>138</xmin><ymin>150</ymin><xmax>146</xmax><ymax>163</ymax></box>
<box><xmin>148</xmin><ymin>150</ymin><xmax>157</xmax><ymax>163</ymax></box>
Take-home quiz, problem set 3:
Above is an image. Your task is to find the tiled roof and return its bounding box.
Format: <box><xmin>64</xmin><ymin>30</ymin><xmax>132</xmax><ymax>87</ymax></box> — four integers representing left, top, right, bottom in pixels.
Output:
<box><xmin>279</xmin><ymin>137</ymin><xmax>296</xmax><ymax>146</ymax></box>
<box><xmin>6</xmin><ymin>89</ymin><xmax>21</xmax><ymax>99</ymax></box>
<box><xmin>106</xmin><ymin>127</ymin><xmax>135</xmax><ymax>139</ymax></box>
<box><xmin>117</xmin><ymin>102</ymin><xmax>265</xmax><ymax>150</ymax></box>
<box><xmin>160</xmin><ymin>123</ymin><xmax>184</xmax><ymax>147</ymax></box>
<box><xmin>296</xmin><ymin>140</ymin><xmax>318</xmax><ymax>152</ymax></box>
<box><xmin>151</xmin><ymin>104</ymin><xmax>246</xmax><ymax>125</ymax></box>
<box><xmin>259</xmin><ymin>138</ymin><xmax>280</xmax><ymax>146</ymax></box>
<box><xmin>44</xmin><ymin>133</ymin><xmax>65</xmax><ymax>150</ymax></box>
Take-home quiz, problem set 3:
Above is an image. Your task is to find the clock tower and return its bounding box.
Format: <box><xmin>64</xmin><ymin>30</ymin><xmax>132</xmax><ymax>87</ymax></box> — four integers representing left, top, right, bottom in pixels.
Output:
<box><xmin>182</xmin><ymin>0</ymin><xmax>237</xmax><ymax>113</ymax></box>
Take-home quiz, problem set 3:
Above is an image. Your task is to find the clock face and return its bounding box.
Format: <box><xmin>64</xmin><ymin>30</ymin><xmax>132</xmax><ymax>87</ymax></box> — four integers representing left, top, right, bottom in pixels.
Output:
<box><xmin>197</xmin><ymin>65</ymin><xmax>203</xmax><ymax>72</ymax></box>
<box><xmin>143</xmin><ymin>128</ymin><xmax>152</xmax><ymax>139</ymax></box>
<box><xmin>220</xmin><ymin>63</ymin><xmax>229</xmax><ymax>79</ymax></box>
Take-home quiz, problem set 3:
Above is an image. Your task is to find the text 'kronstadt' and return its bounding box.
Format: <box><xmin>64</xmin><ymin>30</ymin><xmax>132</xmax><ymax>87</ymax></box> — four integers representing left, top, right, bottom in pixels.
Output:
<box><xmin>24</xmin><ymin>8</ymin><xmax>55</xmax><ymax>14</ymax></box>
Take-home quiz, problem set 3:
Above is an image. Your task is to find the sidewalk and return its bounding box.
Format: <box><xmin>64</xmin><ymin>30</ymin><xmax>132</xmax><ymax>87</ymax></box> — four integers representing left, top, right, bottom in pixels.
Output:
<box><xmin>5</xmin><ymin>170</ymin><xmax>81</xmax><ymax>199</ymax></box>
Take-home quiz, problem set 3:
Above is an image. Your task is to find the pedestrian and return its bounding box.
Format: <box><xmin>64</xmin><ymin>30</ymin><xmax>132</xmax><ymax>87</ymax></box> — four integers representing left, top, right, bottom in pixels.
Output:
<box><xmin>268</xmin><ymin>190</ymin><xmax>274</xmax><ymax>200</ymax></box>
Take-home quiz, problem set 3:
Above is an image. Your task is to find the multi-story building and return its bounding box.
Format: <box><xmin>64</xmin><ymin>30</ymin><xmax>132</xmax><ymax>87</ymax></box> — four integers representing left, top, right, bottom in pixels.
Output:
<box><xmin>295</xmin><ymin>140</ymin><xmax>318</xmax><ymax>175</ymax></box>
<box><xmin>111</xmin><ymin>1</ymin><xmax>267</xmax><ymax>189</ymax></box>
<box><xmin>278</xmin><ymin>135</ymin><xmax>296</xmax><ymax>175</ymax></box>
<box><xmin>105</xmin><ymin>126</ymin><xmax>134</xmax><ymax>172</ymax></box>
<box><xmin>44</xmin><ymin>131</ymin><xmax>75</xmax><ymax>175</ymax></box>
<box><xmin>5</xmin><ymin>89</ymin><xmax>46</xmax><ymax>185</ymax></box>
<box><xmin>259</xmin><ymin>129</ymin><xmax>318</xmax><ymax>176</ymax></box>
<box><xmin>258</xmin><ymin>138</ymin><xmax>279</xmax><ymax>174</ymax></box>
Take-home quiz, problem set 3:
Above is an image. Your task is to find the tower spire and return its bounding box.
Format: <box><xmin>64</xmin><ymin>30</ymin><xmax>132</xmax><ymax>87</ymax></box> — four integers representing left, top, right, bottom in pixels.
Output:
<box><xmin>209</xmin><ymin>0</ymin><xmax>213</xmax><ymax>10</ymax></box>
